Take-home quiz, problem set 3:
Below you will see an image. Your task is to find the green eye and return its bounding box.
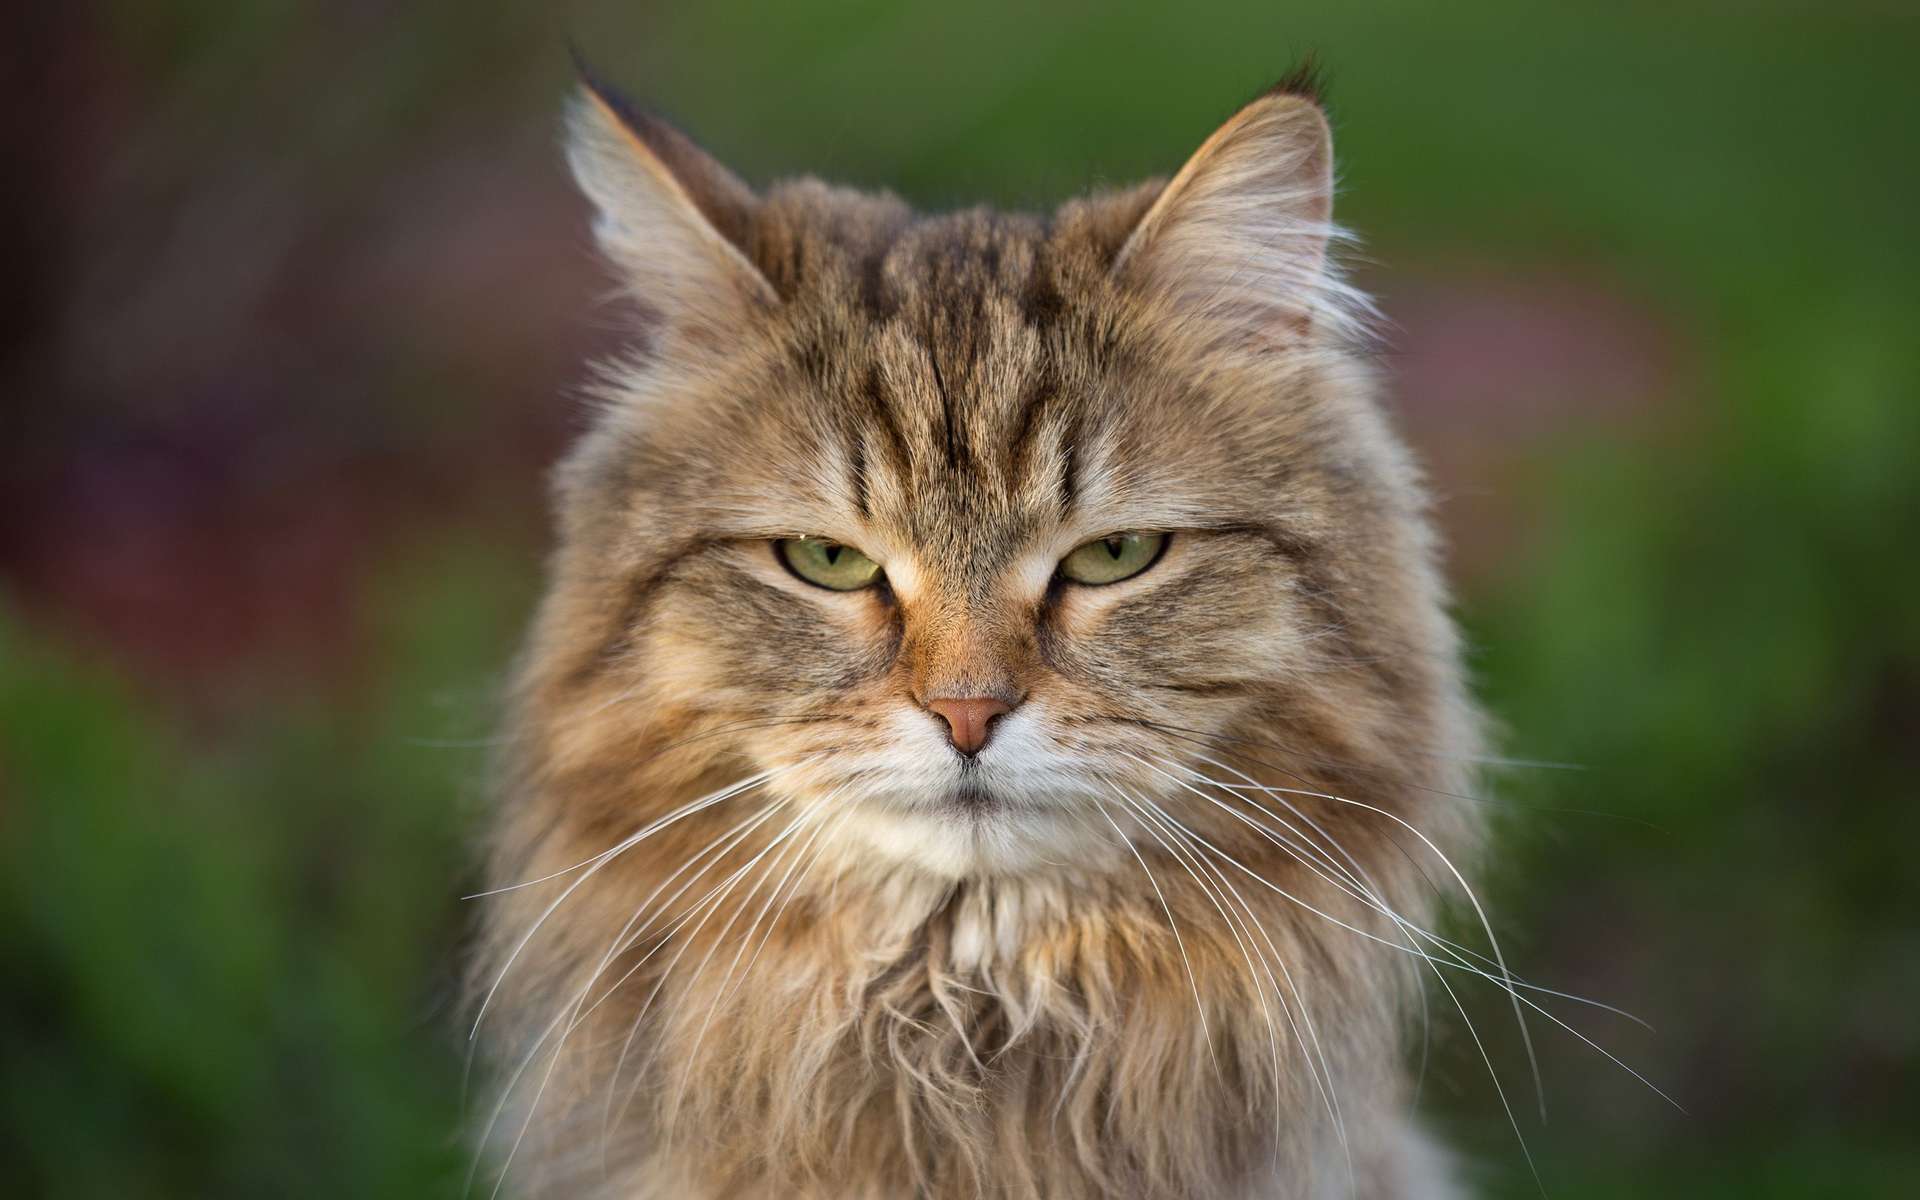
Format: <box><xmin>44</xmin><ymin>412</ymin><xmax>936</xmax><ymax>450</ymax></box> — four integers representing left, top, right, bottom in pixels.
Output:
<box><xmin>777</xmin><ymin>537</ymin><xmax>883</xmax><ymax>591</ymax></box>
<box><xmin>1059</xmin><ymin>532</ymin><xmax>1167</xmax><ymax>585</ymax></box>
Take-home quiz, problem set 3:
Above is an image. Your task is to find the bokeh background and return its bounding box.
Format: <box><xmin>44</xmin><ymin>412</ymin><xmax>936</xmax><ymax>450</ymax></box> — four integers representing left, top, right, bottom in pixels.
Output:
<box><xmin>5</xmin><ymin>2</ymin><xmax>1917</xmax><ymax>1196</ymax></box>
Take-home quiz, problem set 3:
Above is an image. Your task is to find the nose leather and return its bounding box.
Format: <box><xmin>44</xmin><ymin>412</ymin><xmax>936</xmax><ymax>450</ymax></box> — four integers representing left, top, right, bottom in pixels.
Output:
<box><xmin>925</xmin><ymin>697</ymin><xmax>1013</xmax><ymax>756</ymax></box>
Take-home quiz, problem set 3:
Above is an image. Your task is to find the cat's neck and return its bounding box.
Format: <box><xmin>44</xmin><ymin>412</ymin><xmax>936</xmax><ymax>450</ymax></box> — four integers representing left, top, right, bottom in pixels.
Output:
<box><xmin>594</xmin><ymin>845</ymin><xmax>1405</xmax><ymax>1199</ymax></box>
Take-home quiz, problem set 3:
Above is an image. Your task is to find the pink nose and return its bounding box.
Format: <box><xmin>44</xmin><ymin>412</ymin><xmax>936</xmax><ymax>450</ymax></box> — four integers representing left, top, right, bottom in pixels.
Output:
<box><xmin>925</xmin><ymin>697</ymin><xmax>1014</xmax><ymax>756</ymax></box>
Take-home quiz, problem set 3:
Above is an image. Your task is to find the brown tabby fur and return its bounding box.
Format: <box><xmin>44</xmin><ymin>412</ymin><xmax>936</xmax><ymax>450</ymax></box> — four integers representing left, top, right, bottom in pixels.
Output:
<box><xmin>472</xmin><ymin>69</ymin><xmax>1481</xmax><ymax>1199</ymax></box>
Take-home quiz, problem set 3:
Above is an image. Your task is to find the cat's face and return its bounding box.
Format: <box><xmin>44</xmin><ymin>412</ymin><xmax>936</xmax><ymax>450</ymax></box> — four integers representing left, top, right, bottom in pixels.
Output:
<box><xmin>530</xmin><ymin>82</ymin><xmax>1463</xmax><ymax>880</ymax></box>
<box><xmin>481</xmin><ymin>81</ymin><xmax>1480</xmax><ymax>1198</ymax></box>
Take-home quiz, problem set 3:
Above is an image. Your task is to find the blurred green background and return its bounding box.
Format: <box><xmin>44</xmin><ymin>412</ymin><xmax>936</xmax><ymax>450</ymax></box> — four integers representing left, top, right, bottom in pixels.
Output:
<box><xmin>4</xmin><ymin>2</ymin><xmax>1916</xmax><ymax>1196</ymax></box>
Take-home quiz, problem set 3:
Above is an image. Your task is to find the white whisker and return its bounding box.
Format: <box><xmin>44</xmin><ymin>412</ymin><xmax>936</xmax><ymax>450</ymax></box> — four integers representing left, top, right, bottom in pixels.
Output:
<box><xmin>470</xmin><ymin>769</ymin><xmax>779</xmax><ymax>1039</ymax></box>
<box><xmin>1111</xmin><ymin>783</ymin><xmax>1353</xmax><ymax>1193</ymax></box>
<box><xmin>463</xmin><ymin>769</ymin><xmax>774</xmax><ymax>900</ymax></box>
<box><xmin>1152</xmin><ymin>755</ymin><xmax>1651</xmax><ymax>1029</ymax></box>
<box><xmin>667</xmin><ymin>792</ymin><xmax>850</xmax><ymax>1121</ymax></box>
<box><xmin>474</xmin><ymin>795</ymin><xmax>791</xmax><ymax>1197</ymax></box>
<box><xmin>1088</xmin><ymin>789</ymin><xmax>1221</xmax><ymax>1082</ymax></box>
<box><xmin>1119</xmin><ymin>764</ymin><xmax>1546</xmax><ymax>1188</ymax></box>
<box><xmin>1188</xmin><ymin>749</ymin><xmax>1545</xmax><ymax>1116</ymax></box>
<box><xmin>608</xmin><ymin>804</ymin><xmax>815</xmax><ymax>1136</ymax></box>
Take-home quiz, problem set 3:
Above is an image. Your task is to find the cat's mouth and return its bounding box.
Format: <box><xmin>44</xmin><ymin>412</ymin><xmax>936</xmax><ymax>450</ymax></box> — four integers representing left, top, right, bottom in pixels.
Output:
<box><xmin>943</xmin><ymin>775</ymin><xmax>998</xmax><ymax>811</ymax></box>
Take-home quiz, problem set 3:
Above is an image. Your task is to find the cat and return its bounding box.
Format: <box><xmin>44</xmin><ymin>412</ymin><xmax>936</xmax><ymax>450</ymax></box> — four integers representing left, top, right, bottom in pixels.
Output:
<box><xmin>470</xmin><ymin>65</ymin><xmax>1486</xmax><ymax>1199</ymax></box>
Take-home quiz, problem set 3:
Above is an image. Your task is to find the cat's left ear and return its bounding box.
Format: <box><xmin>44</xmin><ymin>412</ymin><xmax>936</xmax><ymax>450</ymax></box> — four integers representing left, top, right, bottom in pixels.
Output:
<box><xmin>566</xmin><ymin>78</ymin><xmax>777</xmax><ymax>349</ymax></box>
<box><xmin>1114</xmin><ymin>81</ymin><xmax>1343</xmax><ymax>344</ymax></box>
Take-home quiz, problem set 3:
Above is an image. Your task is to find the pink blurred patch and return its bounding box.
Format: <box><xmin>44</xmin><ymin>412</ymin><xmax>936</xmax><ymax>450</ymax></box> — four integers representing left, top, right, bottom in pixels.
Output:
<box><xmin>1372</xmin><ymin>268</ymin><xmax>1689</xmax><ymax>583</ymax></box>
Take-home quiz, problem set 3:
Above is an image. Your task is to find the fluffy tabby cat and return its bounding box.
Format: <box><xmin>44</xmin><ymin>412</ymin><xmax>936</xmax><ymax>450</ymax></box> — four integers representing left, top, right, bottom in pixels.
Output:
<box><xmin>472</xmin><ymin>67</ymin><xmax>1497</xmax><ymax>1199</ymax></box>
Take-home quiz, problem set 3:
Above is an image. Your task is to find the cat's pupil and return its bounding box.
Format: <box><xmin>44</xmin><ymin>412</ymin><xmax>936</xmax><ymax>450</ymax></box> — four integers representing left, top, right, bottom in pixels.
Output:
<box><xmin>1104</xmin><ymin>538</ymin><xmax>1124</xmax><ymax>559</ymax></box>
<box><xmin>824</xmin><ymin>543</ymin><xmax>842</xmax><ymax>564</ymax></box>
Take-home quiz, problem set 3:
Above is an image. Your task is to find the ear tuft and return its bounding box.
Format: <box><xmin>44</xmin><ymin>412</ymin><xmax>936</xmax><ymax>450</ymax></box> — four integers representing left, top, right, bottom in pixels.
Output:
<box><xmin>565</xmin><ymin>76</ymin><xmax>776</xmax><ymax>351</ymax></box>
<box><xmin>1263</xmin><ymin>56</ymin><xmax>1328</xmax><ymax>106</ymax></box>
<box><xmin>1115</xmin><ymin>83</ymin><xmax>1365</xmax><ymax>348</ymax></box>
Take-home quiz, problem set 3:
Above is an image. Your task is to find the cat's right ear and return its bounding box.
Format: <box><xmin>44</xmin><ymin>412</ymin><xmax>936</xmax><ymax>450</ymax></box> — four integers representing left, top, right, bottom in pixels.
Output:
<box><xmin>566</xmin><ymin>81</ymin><xmax>777</xmax><ymax>348</ymax></box>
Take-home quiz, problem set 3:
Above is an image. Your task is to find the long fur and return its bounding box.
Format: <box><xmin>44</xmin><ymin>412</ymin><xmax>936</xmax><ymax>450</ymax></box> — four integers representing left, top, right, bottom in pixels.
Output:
<box><xmin>470</xmin><ymin>76</ymin><xmax>1482</xmax><ymax>1199</ymax></box>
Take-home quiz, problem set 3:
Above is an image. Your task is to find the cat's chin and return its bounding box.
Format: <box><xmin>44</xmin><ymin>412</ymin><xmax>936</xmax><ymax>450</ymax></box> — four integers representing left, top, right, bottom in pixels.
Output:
<box><xmin>828</xmin><ymin>796</ymin><xmax>1117</xmax><ymax>881</ymax></box>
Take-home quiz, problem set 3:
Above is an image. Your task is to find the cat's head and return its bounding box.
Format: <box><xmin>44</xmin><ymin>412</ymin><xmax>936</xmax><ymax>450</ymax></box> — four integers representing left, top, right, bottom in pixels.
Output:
<box><xmin>519</xmin><ymin>75</ymin><xmax>1469</xmax><ymax>881</ymax></box>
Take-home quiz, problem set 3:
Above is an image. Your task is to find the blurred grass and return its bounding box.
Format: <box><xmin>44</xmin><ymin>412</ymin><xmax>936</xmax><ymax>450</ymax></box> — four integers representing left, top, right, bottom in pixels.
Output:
<box><xmin>5</xmin><ymin>1</ymin><xmax>1918</xmax><ymax>1196</ymax></box>
<box><xmin>1</xmin><ymin>545</ymin><xmax>533</xmax><ymax>1196</ymax></box>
